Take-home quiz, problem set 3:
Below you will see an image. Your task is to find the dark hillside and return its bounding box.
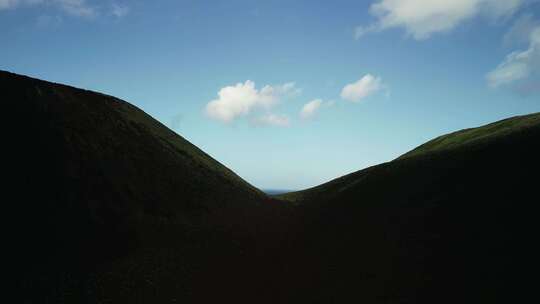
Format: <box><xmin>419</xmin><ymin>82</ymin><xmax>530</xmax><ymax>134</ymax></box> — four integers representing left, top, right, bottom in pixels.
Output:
<box><xmin>3</xmin><ymin>70</ymin><xmax>295</xmax><ymax>303</ymax></box>
<box><xmin>281</xmin><ymin>112</ymin><xmax>540</xmax><ymax>303</ymax></box>
<box><xmin>6</xmin><ymin>70</ymin><xmax>539</xmax><ymax>303</ymax></box>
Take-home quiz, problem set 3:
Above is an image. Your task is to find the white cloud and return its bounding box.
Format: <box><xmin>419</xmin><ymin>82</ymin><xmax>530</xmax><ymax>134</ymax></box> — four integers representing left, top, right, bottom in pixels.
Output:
<box><xmin>0</xmin><ymin>0</ymin><xmax>42</xmax><ymax>10</ymax></box>
<box><xmin>487</xmin><ymin>26</ymin><xmax>540</xmax><ymax>87</ymax></box>
<box><xmin>54</xmin><ymin>0</ymin><xmax>95</xmax><ymax>17</ymax></box>
<box><xmin>0</xmin><ymin>0</ymin><xmax>16</xmax><ymax>9</ymax></box>
<box><xmin>205</xmin><ymin>80</ymin><xmax>299</xmax><ymax>123</ymax></box>
<box><xmin>354</xmin><ymin>24</ymin><xmax>378</xmax><ymax>40</ymax></box>
<box><xmin>340</xmin><ymin>74</ymin><xmax>384</xmax><ymax>102</ymax></box>
<box><xmin>355</xmin><ymin>0</ymin><xmax>524</xmax><ymax>40</ymax></box>
<box><xmin>300</xmin><ymin>99</ymin><xmax>323</xmax><ymax>119</ymax></box>
<box><xmin>252</xmin><ymin>114</ymin><xmax>291</xmax><ymax>127</ymax></box>
<box><xmin>0</xmin><ymin>0</ymin><xmax>128</xmax><ymax>19</ymax></box>
<box><xmin>503</xmin><ymin>14</ymin><xmax>540</xmax><ymax>46</ymax></box>
<box><xmin>111</xmin><ymin>2</ymin><xmax>128</xmax><ymax>18</ymax></box>
<box><xmin>0</xmin><ymin>0</ymin><xmax>94</xmax><ymax>16</ymax></box>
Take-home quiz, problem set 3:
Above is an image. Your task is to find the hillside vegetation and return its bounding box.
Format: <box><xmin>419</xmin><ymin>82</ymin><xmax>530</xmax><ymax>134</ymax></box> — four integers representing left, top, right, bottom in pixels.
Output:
<box><xmin>5</xmin><ymin>70</ymin><xmax>539</xmax><ymax>303</ymax></box>
<box><xmin>278</xmin><ymin>112</ymin><xmax>540</xmax><ymax>303</ymax></box>
<box><xmin>399</xmin><ymin>112</ymin><xmax>540</xmax><ymax>159</ymax></box>
<box><xmin>4</xmin><ymin>70</ymin><xmax>294</xmax><ymax>303</ymax></box>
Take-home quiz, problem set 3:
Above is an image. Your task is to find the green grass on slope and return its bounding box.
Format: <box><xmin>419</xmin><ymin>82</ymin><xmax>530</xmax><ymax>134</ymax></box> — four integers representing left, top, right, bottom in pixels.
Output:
<box><xmin>278</xmin><ymin>111</ymin><xmax>540</xmax><ymax>303</ymax></box>
<box><xmin>398</xmin><ymin>112</ymin><xmax>540</xmax><ymax>159</ymax></box>
<box><xmin>278</xmin><ymin>111</ymin><xmax>540</xmax><ymax>202</ymax></box>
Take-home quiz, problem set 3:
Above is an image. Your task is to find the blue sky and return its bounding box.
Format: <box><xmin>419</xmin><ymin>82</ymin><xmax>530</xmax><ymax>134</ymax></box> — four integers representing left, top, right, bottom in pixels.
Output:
<box><xmin>2</xmin><ymin>0</ymin><xmax>540</xmax><ymax>190</ymax></box>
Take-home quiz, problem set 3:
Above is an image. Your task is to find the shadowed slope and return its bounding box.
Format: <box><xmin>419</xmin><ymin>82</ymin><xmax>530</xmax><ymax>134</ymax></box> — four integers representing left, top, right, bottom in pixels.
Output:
<box><xmin>4</xmin><ymin>69</ymin><xmax>266</xmax><ymax>253</ymax></box>
<box><xmin>279</xmin><ymin>112</ymin><xmax>540</xmax><ymax>303</ymax></box>
<box><xmin>279</xmin><ymin>112</ymin><xmax>540</xmax><ymax>202</ymax></box>
<box><xmin>6</xmin><ymin>70</ymin><xmax>540</xmax><ymax>303</ymax></box>
<box><xmin>4</xmin><ymin>70</ymin><xmax>295</xmax><ymax>303</ymax></box>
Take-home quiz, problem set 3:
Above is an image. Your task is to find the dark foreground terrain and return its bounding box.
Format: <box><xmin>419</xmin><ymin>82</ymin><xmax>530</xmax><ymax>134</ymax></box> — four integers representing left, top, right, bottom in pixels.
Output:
<box><xmin>5</xmin><ymin>70</ymin><xmax>539</xmax><ymax>303</ymax></box>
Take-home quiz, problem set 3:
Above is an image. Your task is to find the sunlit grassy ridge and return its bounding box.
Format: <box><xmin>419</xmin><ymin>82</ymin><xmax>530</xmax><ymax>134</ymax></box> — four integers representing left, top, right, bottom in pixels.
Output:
<box><xmin>398</xmin><ymin>112</ymin><xmax>540</xmax><ymax>159</ymax></box>
<box><xmin>278</xmin><ymin>111</ymin><xmax>540</xmax><ymax>202</ymax></box>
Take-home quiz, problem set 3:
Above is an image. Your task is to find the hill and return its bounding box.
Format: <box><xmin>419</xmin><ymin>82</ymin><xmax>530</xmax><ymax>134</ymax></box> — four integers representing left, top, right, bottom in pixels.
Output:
<box><xmin>278</xmin><ymin>112</ymin><xmax>540</xmax><ymax>303</ymax></box>
<box><xmin>6</xmin><ymin>70</ymin><xmax>539</xmax><ymax>303</ymax></box>
<box><xmin>398</xmin><ymin>112</ymin><xmax>540</xmax><ymax>159</ymax></box>
<box><xmin>4</xmin><ymin>70</ymin><xmax>295</xmax><ymax>303</ymax></box>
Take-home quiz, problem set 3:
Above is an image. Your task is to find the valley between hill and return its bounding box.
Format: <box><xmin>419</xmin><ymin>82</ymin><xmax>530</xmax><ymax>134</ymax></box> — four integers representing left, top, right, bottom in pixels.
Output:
<box><xmin>5</xmin><ymin>70</ymin><xmax>539</xmax><ymax>303</ymax></box>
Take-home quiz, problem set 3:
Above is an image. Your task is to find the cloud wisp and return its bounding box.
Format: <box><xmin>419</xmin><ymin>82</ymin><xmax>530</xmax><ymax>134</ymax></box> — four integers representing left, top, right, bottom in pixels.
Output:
<box><xmin>252</xmin><ymin>114</ymin><xmax>291</xmax><ymax>127</ymax></box>
<box><xmin>0</xmin><ymin>0</ymin><xmax>129</xmax><ymax>18</ymax></box>
<box><xmin>300</xmin><ymin>99</ymin><xmax>323</xmax><ymax>120</ymax></box>
<box><xmin>503</xmin><ymin>14</ymin><xmax>540</xmax><ymax>46</ymax></box>
<box><xmin>111</xmin><ymin>2</ymin><xmax>128</xmax><ymax>18</ymax></box>
<box><xmin>487</xmin><ymin>25</ymin><xmax>540</xmax><ymax>88</ymax></box>
<box><xmin>299</xmin><ymin>99</ymin><xmax>337</xmax><ymax>120</ymax></box>
<box><xmin>355</xmin><ymin>0</ymin><xmax>524</xmax><ymax>40</ymax></box>
<box><xmin>0</xmin><ymin>0</ymin><xmax>36</xmax><ymax>10</ymax></box>
<box><xmin>205</xmin><ymin>80</ymin><xmax>299</xmax><ymax>125</ymax></box>
<box><xmin>55</xmin><ymin>0</ymin><xmax>95</xmax><ymax>17</ymax></box>
<box><xmin>340</xmin><ymin>74</ymin><xmax>384</xmax><ymax>102</ymax></box>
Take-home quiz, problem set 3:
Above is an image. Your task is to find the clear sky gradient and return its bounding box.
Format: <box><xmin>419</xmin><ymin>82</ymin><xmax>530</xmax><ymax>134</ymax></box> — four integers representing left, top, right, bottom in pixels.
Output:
<box><xmin>2</xmin><ymin>0</ymin><xmax>539</xmax><ymax>190</ymax></box>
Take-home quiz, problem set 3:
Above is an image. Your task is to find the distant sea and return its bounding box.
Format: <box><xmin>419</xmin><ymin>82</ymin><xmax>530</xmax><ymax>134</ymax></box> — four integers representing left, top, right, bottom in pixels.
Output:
<box><xmin>263</xmin><ymin>189</ymin><xmax>294</xmax><ymax>195</ymax></box>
